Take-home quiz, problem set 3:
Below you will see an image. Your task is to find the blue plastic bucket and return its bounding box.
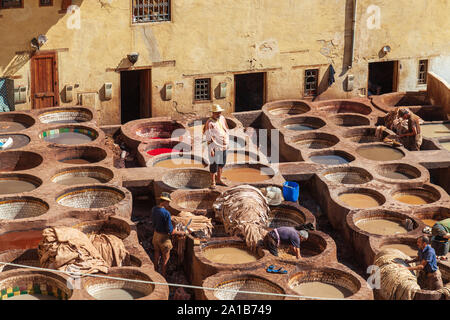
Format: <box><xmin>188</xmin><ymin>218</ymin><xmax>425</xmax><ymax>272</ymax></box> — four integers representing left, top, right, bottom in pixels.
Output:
<box><xmin>282</xmin><ymin>181</ymin><xmax>299</xmax><ymax>202</ymax></box>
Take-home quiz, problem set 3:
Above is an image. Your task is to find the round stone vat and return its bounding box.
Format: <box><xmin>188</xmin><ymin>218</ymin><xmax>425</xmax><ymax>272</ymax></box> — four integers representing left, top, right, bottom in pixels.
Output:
<box><xmin>314</xmin><ymin>100</ymin><xmax>372</xmax><ymax>115</ymax></box>
<box><xmin>51</xmin><ymin>167</ymin><xmax>114</xmax><ymax>186</ymax></box>
<box><xmin>0</xmin><ymin>151</ymin><xmax>43</xmax><ymax>172</ymax></box>
<box><xmin>375</xmin><ymin>163</ymin><xmax>423</xmax><ymax>182</ymax></box>
<box><xmin>370</xmin><ymin>236</ymin><xmax>420</xmax><ymax>262</ymax></box>
<box><xmin>391</xmin><ymin>185</ymin><xmax>441</xmax><ymax>206</ymax></box>
<box><xmin>139</xmin><ymin>140</ymin><xmax>191</xmax><ymax>167</ymax></box>
<box><xmin>169</xmin><ymin>189</ymin><xmax>220</xmax><ymax>215</ymax></box>
<box><xmin>268</xmin><ymin>203</ymin><xmax>313</xmax><ymax>228</ymax></box>
<box><xmin>0</xmin><ymin>249</ymin><xmax>41</xmax><ymax>272</ymax></box>
<box><xmin>275</xmin><ymin>231</ymin><xmax>332</xmax><ymax>263</ymax></box>
<box><xmin>150</xmin><ymin>153</ymin><xmax>207</xmax><ymax>169</ymax></box>
<box><xmin>292</xmin><ymin>132</ymin><xmax>339</xmax><ymax>150</ymax></box>
<box><xmin>281</xmin><ymin>116</ymin><xmax>326</xmax><ymax>132</ymax></box>
<box><xmin>74</xmin><ymin>218</ymin><xmax>131</xmax><ymax>240</ymax></box>
<box><xmin>409</xmin><ymin>206</ymin><xmax>450</xmax><ymax>228</ymax></box>
<box><xmin>0</xmin><ymin>174</ymin><xmax>42</xmax><ymax>195</ymax></box>
<box><xmin>203</xmin><ymin>272</ymin><xmax>286</xmax><ymax>300</ymax></box>
<box><xmin>55</xmin><ymin>146</ymin><xmax>108</xmax><ymax>164</ymax></box>
<box><xmin>222</xmin><ymin>163</ymin><xmax>275</xmax><ymax>184</ymax></box>
<box><xmin>0</xmin><ymin>197</ymin><xmax>49</xmax><ymax>220</ymax></box>
<box><xmin>344</xmin><ymin>127</ymin><xmax>389</xmax><ymax>144</ymax></box>
<box><xmin>161</xmin><ymin>169</ymin><xmax>212</xmax><ymax>190</ymax></box>
<box><xmin>199</xmin><ymin>241</ymin><xmax>264</xmax><ymax>266</ymax></box>
<box><xmin>335</xmin><ymin>188</ymin><xmax>386</xmax><ymax>209</ymax></box>
<box><xmin>371</xmin><ymin>92</ymin><xmax>429</xmax><ymax>112</ymax></box>
<box><xmin>82</xmin><ymin>268</ymin><xmax>157</xmax><ymax>300</ymax></box>
<box><xmin>0</xmin><ymin>270</ymin><xmax>72</xmax><ymax>300</ymax></box>
<box><xmin>287</xmin><ymin>267</ymin><xmax>370</xmax><ymax>300</ymax></box>
<box><xmin>0</xmin><ymin>113</ymin><xmax>35</xmax><ymax>133</ymax></box>
<box><xmin>40</xmin><ymin>126</ymin><xmax>99</xmax><ymax>145</ymax></box>
<box><xmin>356</xmin><ymin>144</ymin><xmax>405</xmax><ymax>161</ymax></box>
<box><xmin>265</xmin><ymin>100</ymin><xmax>312</xmax><ymax>116</ymax></box>
<box><xmin>56</xmin><ymin>186</ymin><xmax>126</xmax><ymax>209</ymax></box>
<box><xmin>330</xmin><ymin>114</ymin><xmax>371</xmax><ymax>127</ymax></box>
<box><xmin>38</xmin><ymin>107</ymin><xmax>93</xmax><ymax>124</ymax></box>
<box><xmin>135</xmin><ymin>121</ymin><xmax>186</xmax><ymax>139</ymax></box>
<box><xmin>0</xmin><ymin>134</ymin><xmax>30</xmax><ymax>150</ymax></box>
<box><xmin>322</xmin><ymin>167</ymin><xmax>373</xmax><ymax>185</ymax></box>
<box><xmin>308</xmin><ymin>150</ymin><xmax>355</xmax><ymax>165</ymax></box>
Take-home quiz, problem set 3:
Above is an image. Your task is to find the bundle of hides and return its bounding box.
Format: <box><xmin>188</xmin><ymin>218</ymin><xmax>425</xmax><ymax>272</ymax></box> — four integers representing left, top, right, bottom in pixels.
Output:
<box><xmin>213</xmin><ymin>185</ymin><xmax>270</xmax><ymax>251</ymax></box>
<box><xmin>373</xmin><ymin>248</ymin><xmax>421</xmax><ymax>300</ymax></box>
<box><xmin>172</xmin><ymin>211</ymin><xmax>213</xmax><ymax>238</ymax></box>
<box><xmin>38</xmin><ymin>227</ymin><xmax>129</xmax><ymax>274</ymax></box>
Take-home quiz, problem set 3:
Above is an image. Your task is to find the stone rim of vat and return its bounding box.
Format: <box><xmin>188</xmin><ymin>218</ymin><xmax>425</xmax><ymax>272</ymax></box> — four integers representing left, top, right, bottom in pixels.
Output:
<box><xmin>50</xmin><ymin>166</ymin><xmax>114</xmax><ymax>185</ymax></box>
<box><xmin>80</xmin><ymin>266</ymin><xmax>168</xmax><ymax>300</ymax></box>
<box><xmin>0</xmin><ymin>196</ymin><xmax>49</xmax><ymax>221</ymax></box>
<box><xmin>268</xmin><ymin>202</ymin><xmax>316</xmax><ymax>229</ymax></box>
<box><xmin>0</xmin><ymin>112</ymin><xmax>36</xmax><ymax>132</ymax></box>
<box><xmin>39</xmin><ymin>125</ymin><xmax>100</xmax><ymax>146</ymax></box>
<box><xmin>306</xmin><ymin>149</ymin><xmax>356</xmax><ymax>165</ymax></box>
<box><xmin>373</xmin><ymin>162</ymin><xmax>426</xmax><ymax>184</ymax></box>
<box><xmin>390</xmin><ymin>184</ymin><xmax>442</xmax><ymax>206</ymax></box>
<box><xmin>0</xmin><ymin>134</ymin><xmax>31</xmax><ymax>150</ymax></box>
<box><xmin>288</xmin><ymin>132</ymin><xmax>340</xmax><ymax>150</ymax></box>
<box><xmin>0</xmin><ymin>173</ymin><xmax>42</xmax><ymax>195</ymax></box>
<box><xmin>286</xmin><ymin>265</ymin><xmax>373</xmax><ymax>300</ymax></box>
<box><xmin>262</xmin><ymin>99</ymin><xmax>312</xmax><ymax>117</ymax></box>
<box><xmin>137</xmin><ymin>140</ymin><xmax>192</xmax><ymax>167</ymax></box>
<box><xmin>52</xmin><ymin>146</ymin><xmax>109</xmax><ymax>165</ymax></box>
<box><xmin>221</xmin><ymin>163</ymin><xmax>277</xmax><ymax>185</ymax></box>
<box><xmin>146</xmin><ymin>152</ymin><xmax>207</xmax><ymax>169</ymax></box>
<box><xmin>186</xmin><ymin>116</ymin><xmax>240</xmax><ymax>131</ymax></box>
<box><xmin>329</xmin><ymin>113</ymin><xmax>371</xmax><ymax>127</ymax></box>
<box><xmin>333</xmin><ymin>187</ymin><xmax>387</xmax><ymax>210</ymax></box>
<box><xmin>355</xmin><ymin>143</ymin><xmax>406</xmax><ymax>162</ymax></box>
<box><xmin>437</xmin><ymin>138</ymin><xmax>450</xmax><ymax>151</ymax></box>
<box><xmin>161</xmin><ymin>168</ymin><xmax>212</xmax><ymax>190</ymax></box>
<box><xmin>55</xmin><ymin>185</ymin><xmax>127</xmax><ymax>209</ymax></box>
<box><xmin>312</xmin><ymin>99</ymin><xmax>373</xmax><ymax>115</ymax></box>
<box><xmin>371</xmin><ymin>91</ymin><xmax>431</xmax><ymax>113</ymax></box>
<box><xmin>0</xmin><ymin>269</ymin><xmax>73</xmax><ymax>300</ymax></box>
<box><xmin>343</xmin><ymin>126</ymin><xmax>390</xmax><ymax>144</ymax></box>
<box><xmin>280</xmin><ymin>116</ymin><xmax>327</xmax><ymax>132</ymax></box>
<box><xmin>320</xmin><ymin>166</ymin><xmax>374</xmax><ymax>185</ymax></box>
<box><xmin>169</xmin><ymin>189</ymin><xmax>221</xmax><ymax>216</ymax></box>
<box><xmin>408</xmin><ymin>205</ymin><xmax>450</xmax><ymax>225</ymax></box>
<box><xmin>0</xmin><ymin>151</ymin><xmax>43</xmax><ymax>172</ymax></box>
<box><xmin>37</xmin><ymin>107</ymin><xmax>94</xmax><ymax>124</ymax></box>
<box><xmin>369</xmin><ymin>235</ymin><xmax>420</xmax><ymax>263</ymax></box>
<box><xmin>202</xmin><ymin>271</ymin><xmax>287</xmax><ymax>300</ymax></box>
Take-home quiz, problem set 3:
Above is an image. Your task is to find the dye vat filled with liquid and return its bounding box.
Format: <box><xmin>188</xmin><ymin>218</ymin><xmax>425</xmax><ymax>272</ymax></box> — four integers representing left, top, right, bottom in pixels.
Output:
<box><xmin>0</xmin><ymin>122</ymin><xmax>27</xmax><ymax>133</ymax></box>
<box><xmin>202</xmin><ymin>247</ymin><xmax>259</xmax><ymax>264</ymax></box>
<box><xmin>338</xmin><ymin>193</ymin><xmax>381</xmax><ymax>209</ymax></box>
<box><xmin>88</xmin><ymin>288</ymin><xmax>145</xmax><ymax>300</ymax></box>
<box><xmin>392</xmin><ymin>189</ymin><xmax>438</xmax><ymax>205</ymax></box>
<box><xmin>357</xmin><ymin>145</ymin><xmax>404</xmax><ymax>161</ymax></box>
<box><xmin>381</xmin><ymin>244</ymin><xmax>418</xmax><ymax>257</ymax></box>
<box><xmin>0</xmin><ymin>230</ymin><xmax>43</xmax><ymax>252</ymax></box>
<box><xmin>153</xmin><ymin>157</ymin><xmax>205</xmax><ymax>169</ymax></box>
<box><xmin>56</xmin><ymin>176</ymin><xmax>105</xmax><ymax>185</ymax></box>
<box><xmin>310</xmin><ymin>155</ymin><xmax>351</xmax><ymax>165</ymax></box>
<box><xmin>43</xmin><ymin>131</ymin><xmax>94</xmax><ymax>145</ymax></box>
<box><xmin>355</xmin><ymin>219</ymin><xmax>408</xmax><ymax>236</ymax></box>
<box><xmin>421</xmin><ymin>123</ymin><xmax>450</xmax><ymax>138</ymax></box>
<box><xmin>394</xmin><ymin>194</ymin><xmax>429</xmax><ymax>205</ymax></box>
<box><xmin>284</xmin><ymin>124</ymin><xmax>317</xmax><ymax>131</ymax></box>
<box><xmin>291</xmin><ymin>281</ymin><xmax>353</xmax><ymax>299</ymax></box>
<box><xmin>0</xmin><ymin>178</ymin><xmax>39</xmax><ymax>195</ymax></box>
<box><xmin>60</xmin><ymin>158</ymin><xmax>92</xmax><ymax>164</ymax></box>
<box><xmin>381</xmin><ymin>171</ymin><xmax>415</xmax><ymax>180</ymax></box>
<box><xmin>222</xmin><ymin>166</ymin><xmax>272</xmax><ymax>183</ymax></box>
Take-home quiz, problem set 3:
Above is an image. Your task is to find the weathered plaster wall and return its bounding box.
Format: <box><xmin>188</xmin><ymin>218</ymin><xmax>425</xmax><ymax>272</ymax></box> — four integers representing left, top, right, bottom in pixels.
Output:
<box><xmin>427</xmin><ymin>72</ymin><xmax>450</xmax><ymax>117</ymax></box>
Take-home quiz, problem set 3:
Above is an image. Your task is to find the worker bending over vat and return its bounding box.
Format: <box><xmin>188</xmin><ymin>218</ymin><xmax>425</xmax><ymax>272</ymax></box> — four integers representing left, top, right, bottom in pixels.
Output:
<box><xmin>263</xmin><ymin>227</ymin><xmax>309</xmax><ymax>259</ymax></box>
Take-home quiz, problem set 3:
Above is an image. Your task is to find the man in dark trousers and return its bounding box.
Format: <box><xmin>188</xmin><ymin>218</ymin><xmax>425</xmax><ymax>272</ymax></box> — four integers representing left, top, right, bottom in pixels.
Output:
<box><xmin>263</xmin><ymin>226</ymin><xmax>309</xmax><ymax>259</ymax></box>
<box><xmin>403</xmin><ymin>235</ymin><xmax>444</xmax><ymax>290</ymax></box>
<box><xmin>151</xmin><ymin>192</ymin><xmax>185</xmax><ymax>277</ymax></box>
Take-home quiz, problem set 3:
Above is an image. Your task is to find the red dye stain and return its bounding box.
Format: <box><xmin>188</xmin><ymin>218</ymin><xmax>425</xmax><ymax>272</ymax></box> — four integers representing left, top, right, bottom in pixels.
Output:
<box><xmin>0</xmin><ymin>230</ymin><xmax>43</xmax><ymax>252</ymax></box>
<box><xmin>147</xmin><ymin>148</ymin><xmax>176</xmax><ymax>156</ymax></box>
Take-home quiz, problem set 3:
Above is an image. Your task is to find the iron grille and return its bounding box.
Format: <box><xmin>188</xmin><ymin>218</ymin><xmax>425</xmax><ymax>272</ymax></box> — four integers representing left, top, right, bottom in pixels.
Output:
<box><xmin>304</xmin><ymin>69</ymin><xmax>319</xmax><ymax>97</ymax></box>
<box><xmin>194</xmin><ymin>78</ymin><xmax>211</xmax><ymax>101</ymax></box>
<box><xmin>0</xmin><ymin>0</ymin><xmax>22</xmax><ymax>8</ymax></box>
<box><xmin>418</xmin><ymin>60</ymin><xmax>428</xmax><ymax>85</ymax></box>
<box><xmin>133</xmin><ymin>0</ymin><xmax>171</xmax><ymax>23</ymax></box>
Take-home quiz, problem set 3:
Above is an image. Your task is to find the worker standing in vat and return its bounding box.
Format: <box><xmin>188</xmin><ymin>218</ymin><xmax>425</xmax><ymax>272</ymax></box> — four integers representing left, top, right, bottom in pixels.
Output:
<box><xmin>397</xmin><ymin>108</ymin><xmax>423</xmax><ymax>151</ymax></box>
<box><xmin>403</xmin><ymin>235</ymin><xmax>444</xmax><ymax>290</ymax></box>
<box><xmin>151</xmin><ymin>192</ymin><xmax>186</xmax><ymax>277</ymax></box>
<box><xmin>263</xmin><ymin>227</ymin><xmax>309</xmax><ymax>259</ymax></box>
<box><xmin>203</xmin><ymin>104</ymin><xmax>229</xmax><ymax>189</ymax></box>
<box><xmin>431</xmin><ymin>218</ymin><xmax>450</xmax><ymax>259</ymax></box>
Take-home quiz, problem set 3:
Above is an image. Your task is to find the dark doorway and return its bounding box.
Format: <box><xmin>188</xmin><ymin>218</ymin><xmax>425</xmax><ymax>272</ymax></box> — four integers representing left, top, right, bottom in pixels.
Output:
<box><xmin>120</xmin><ymin>69</ymin><xmax>151</xmax><ymax>124</ymax></box>
<box><xmin>368</xmin><ymin>61</ymin><xmax>398</xmax><ymax>96</ymax></box>
<box><xmin>234</xmin><ymin>72</ymin><xmax>265</xmax><ymax>112</ymax></box>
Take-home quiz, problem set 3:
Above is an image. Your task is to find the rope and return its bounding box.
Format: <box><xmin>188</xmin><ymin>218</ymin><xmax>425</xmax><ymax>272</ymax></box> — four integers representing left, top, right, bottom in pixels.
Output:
<box><xmin>0</xmin><ymin>261</ymin><xmax>352</xmax><ymax>301</ymax></box>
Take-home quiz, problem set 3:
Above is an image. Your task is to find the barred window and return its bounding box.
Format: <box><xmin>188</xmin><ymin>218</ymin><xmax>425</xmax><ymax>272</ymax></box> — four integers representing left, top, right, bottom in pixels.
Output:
<box><xmin>39</xmin><ymin>0</ymin><xmax>53</xmax><ymax>6</ymax></box>
<box><xmin>418</xmin><ymin>60</ymin><xmax>428</xmax><ymax>85</ymax></box>
<box><xmin>304</xmin><ymin>69</ymin><xmax>319</xmax><ymax>97</ymax></box>
<box><xmin>0</xmin><ymin>0</ymin><xmax>23</xmax><ymax>8</ymax></box>
<box><xmin>194</xmin><ymin>78</ymin><xmax>211</xmax><ymax>101</ymax></box>
<box><xmin>132</xmin><ymin>0</ymin><xmax>171</xmax><ymax>23</ymax></box>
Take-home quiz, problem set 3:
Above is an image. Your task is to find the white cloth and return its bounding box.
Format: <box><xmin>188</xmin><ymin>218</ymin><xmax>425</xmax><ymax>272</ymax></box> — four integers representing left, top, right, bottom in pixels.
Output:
<box><xmin>204</xmin><ymin>115</ymin><xmax>229</xmax><ymax>152</ymax></box>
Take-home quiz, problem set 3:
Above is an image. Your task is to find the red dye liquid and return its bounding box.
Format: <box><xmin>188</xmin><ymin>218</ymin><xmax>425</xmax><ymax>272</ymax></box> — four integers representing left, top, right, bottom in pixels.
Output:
<box><xmin>147</xmin><ymin>148</ymin><xmax>175</xmax><ymax>156</ymax></box>
<box><xmin>0</xmin><ymin>230</ymin><xmax>43</xmax><ymax>252</ymax></box>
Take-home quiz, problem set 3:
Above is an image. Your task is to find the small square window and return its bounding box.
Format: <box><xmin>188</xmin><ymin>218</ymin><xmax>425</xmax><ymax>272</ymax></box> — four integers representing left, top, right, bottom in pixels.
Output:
<box><xmin>194</xmin><ymin>78</ymin><xmax>211</xmax><ymax>101</ymax></box>
<box><xmin>39</xmin><ymin>0</ymin><xmax>53</xmax><ymax>7</ymax></box>
<box><xmin>0</xmin><ymin>0</ymin><xmax>23</xmax><ymax>9</ymax></box>
<box><xmin>418</xmin><ymin>60</ymin><xmax>428</xmax><ymax>85</ymax></box>
<box><xmin>304</xmin><ymin>69</ymin><xmax>319</xmax><ymax>97</ymax></box>
<box><xmin>132</xmin><ymin>0</ymin><xmax>171</xmax><ymax>23</ymax></box>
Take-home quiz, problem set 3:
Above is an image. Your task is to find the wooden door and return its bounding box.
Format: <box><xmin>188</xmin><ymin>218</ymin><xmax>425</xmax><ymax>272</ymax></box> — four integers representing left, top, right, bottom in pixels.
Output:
<box><xmin>31</xmin><ymin>52</ymin><xmax>60</xmax><ymax>109</ymax></box>
<box><xmin>139</xmin><ymin>69</ymin><xmax>152</xmax><ymax>118</ymax></box>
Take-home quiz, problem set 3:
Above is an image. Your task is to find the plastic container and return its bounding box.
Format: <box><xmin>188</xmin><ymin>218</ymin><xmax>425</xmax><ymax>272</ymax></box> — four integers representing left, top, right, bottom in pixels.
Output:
<box><xmin>282</xmin><ymin>181</ymin><xmax>299</xmax><ymax>202</ymax></box>
<box><xmin>431</xmin><ymin>237</ymin><xmax>450</xmax><ymax>256</ymax></box>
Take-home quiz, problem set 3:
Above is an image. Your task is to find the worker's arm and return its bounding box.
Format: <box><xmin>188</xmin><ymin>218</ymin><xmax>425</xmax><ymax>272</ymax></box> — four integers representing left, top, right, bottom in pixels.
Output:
<box><xmin>406</xmin><ymin>259</ymin><xmax>427</xmax><ymax>272</ymax></box>
<box><xmin>290</xmin><ymin>245</ymin><xmax>301</xmax><ymax>259</ymax></box>
<box><xmin>399</xmin><ymin>123</ymin><xmax>418</xmax><ymax>138</ymax></box>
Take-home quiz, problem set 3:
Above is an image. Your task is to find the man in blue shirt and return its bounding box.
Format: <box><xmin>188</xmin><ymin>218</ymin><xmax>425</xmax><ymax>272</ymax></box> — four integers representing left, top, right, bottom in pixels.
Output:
<box><xmin>152</xmin><ymin>192</ymin><xmax>185</xmax><ymax>277</ymax></box>
<box><xmin>263</xmin><ymin>226</ymin><xmax>309</xmax><ymax>259</ymax></box>
<box><xmin>404</xmin><ymin>235</ymin><xmax>444</xmax><ymax>290</ymax></box>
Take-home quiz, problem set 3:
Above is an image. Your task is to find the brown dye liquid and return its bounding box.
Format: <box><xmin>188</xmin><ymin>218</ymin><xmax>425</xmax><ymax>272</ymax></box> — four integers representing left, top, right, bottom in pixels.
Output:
<box><xmin>422</xmin><ymin>219</ymin><xmax>438</xmax><ymax>227</ymax></box>
<box><xmin>441</xmin><ymin>142</ymin><xmax>450</xmax><ymax>151</ymax></box>
<box><xmin>356</xmin><ymin>219</ymin><xmax>408</xmax><ymax>235</ymax></box>
<box><xmin>154</xmin><ymin>158</ymin><xmax>205</xmax><ymax>169</ymax></box>
<box><xmin>357</xmin><ymin>146</ymin><xmax>404</xmax><ymax>161</ymax></box>
<box><xmin>203</xmin><ymin>247</ymin><xmax>259</xmax><ymax>264</ymax></box>
<box><xmin>44</xmin><ymin>132</ymin><xmax>93</xmax><ymax>145</ymax></box>
<box><xmin>223</xmin><ymin>168</ymin><xmax>271</xmax><ymax>183</ymax></box>
<box><xmin>7</xmin><ymin>294</ymin><xmax>59</xmax><ymax>300</ymax></box>
<box><xmin>60</xmin><ymin>158</ymin><xmax>92</xmax><ymax>164</ymax></box>
<box><xmin>226</xmin><ymin>153</ymin><xmax>252</xmax><ymax>163</ymax></box>
<box><xmin>270</xmin><ymin>108</ymin><xmax>305</xmax><ymax>116</ymax></box>
<box><xmin>0</xmin><ymin>122</ymin><xmax>27</xmax><ymax>133</ymax></box>
<box><xmin>57</xmin><ymin>176</ymin><xmax>104</xmax><ymax>186</ymax></box>
<box><xmin>393</xmin><ymin>194</ymin><xmax>429</xmax><ymax>205</ymax></box>
<box><xmin>278</xmin><ymin>244</ymin><xmax>316</xmax><ymax>260</ymax></box>
<box><xmin>90</xmin><ymin>288</ymin><xmax>145</xmax><ymax>300</ymax></box>
<box><xmin>0</xmin><ymin>180</ymin><xmax>37</xmax><ymax>194</ymax></box>
<box><xmin>338</xmin><ymin>193</ymin><xmax>380</xmax><ymax>208</ymax></box>
<box><xmin>292</xmin><ymin>282</ymin><xmax>352</xmax><ymax>299</ymax></box>
<box><xmin>381</xmin><ymin>171</ymin><xmax>414</xmax><ymax>180</ymax></box>
<box><xmin>0</xmin><ymin>230</ymin><xmax>43</xmax><ymax>252</ymax></box>
<box><xmin>421</xmin><ymin>124</ymin><xmax>450</xmax><ymax>138</ymax></box>
<box><xmin>381</xmin><ymin>244</ymin><xmax>417</xmax><ymax>257</ymax></box>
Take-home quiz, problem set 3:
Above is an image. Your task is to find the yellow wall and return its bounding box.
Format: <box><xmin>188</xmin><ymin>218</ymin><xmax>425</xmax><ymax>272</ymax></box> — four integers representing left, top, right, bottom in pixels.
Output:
<box><xmin>0</xmin><ymin>0</ymin><xmax>449</xmax><ymax>125</ymax></box>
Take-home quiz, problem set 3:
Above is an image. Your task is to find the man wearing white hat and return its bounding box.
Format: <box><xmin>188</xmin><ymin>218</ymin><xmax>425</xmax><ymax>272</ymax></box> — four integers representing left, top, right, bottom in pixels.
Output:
<box><xmin>203</xmin><ymin>104</ymin><xmax>229</xmax><ymax>189</ymax></box>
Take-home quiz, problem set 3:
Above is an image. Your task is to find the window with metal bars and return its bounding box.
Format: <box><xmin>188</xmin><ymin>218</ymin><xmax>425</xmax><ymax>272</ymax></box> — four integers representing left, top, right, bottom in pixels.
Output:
<box><xmin>39</xmin><ymin>0</ymin><xmax>53</xmax><ymax>6</ymax></box>
<box><xmin>0</xmin><ymin>0</ymin><xmax>23</xmax><ymax>8</ymax></box>
<box><xmin>194</xmin><ymin>78</ymin><xmax>211</xmax><ymax>101</ymax></box>
<box><xmin>132</xmin><ymin>0</ymin><xmax>171</xmax><ymax>23</ymax></box>
<box><xmin>304</xmin><ymin>69</ymin><xmax>319</xmax><ymax>97</ymax></box>
<box><xmin>418</xmin><ymin>60</ymin><xmax>428</xmax><ymax>85</ymax></box>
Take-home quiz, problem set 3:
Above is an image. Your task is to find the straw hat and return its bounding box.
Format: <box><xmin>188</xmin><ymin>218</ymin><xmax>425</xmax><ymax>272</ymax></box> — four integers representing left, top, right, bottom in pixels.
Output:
<box><xmin>159</xmin><ymin>192</ymin><xmax>171</xmax><ymax>202</ymax></box>
<box><xmin>211</xmin><ymin>104</ymin><xmax>224</xmax><ymax>113</ymax></box>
